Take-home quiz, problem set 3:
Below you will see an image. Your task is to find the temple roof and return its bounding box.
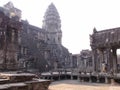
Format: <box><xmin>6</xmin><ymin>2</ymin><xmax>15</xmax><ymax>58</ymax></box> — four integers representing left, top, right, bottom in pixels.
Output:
<box><xmin>42</xmin><ymin>3</ymin><xmax>61</xmax><ymax>30</ymax></box>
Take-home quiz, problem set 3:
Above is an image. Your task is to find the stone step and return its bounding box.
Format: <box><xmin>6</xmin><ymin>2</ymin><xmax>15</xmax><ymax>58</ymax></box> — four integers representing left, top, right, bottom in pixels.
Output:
<box><xmin>0</xmin><ymin>83</ymin><xmax>27</xmax><ymax>90</ymax></box>
<box><xmin>25</xmin><ymin>79</ymin><xmax>51</xmax><ymax>90</ymax></box>
<box><xmin>0</xmin><ymin>79</ymin><xmax>51</xmax><ymax>90</ymax></box>
<box><xmin>0</xmin><ymin>73</ymin><xmax>36</xmax><ymax>83</ymax></box>
<box><xmin>0</xmin><ymin>79</ymin><xmax>9</xmax><ymax>84</ymax></box>
<box><xmin>0</xmin><ymin>73</ymin><xmax>51</xmax><ymax>90</ymax></box>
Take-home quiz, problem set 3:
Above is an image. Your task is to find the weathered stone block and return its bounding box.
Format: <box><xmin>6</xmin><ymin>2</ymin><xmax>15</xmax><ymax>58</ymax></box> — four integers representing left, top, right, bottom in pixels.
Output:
<box><xmin>0</xmin><ymin>73</ymin><xmax>35</xmax><ymax>83</ymax></box>
<box><xmin>26</xmin><ymin>79</ymin><xmax>51</xmax><ymax>90</ymax></box>
<box><xmin>0</xmin><ymin>73</ymin><xmax>51</xmax><ymax>90</ymax></box>
<box><xmin>9</xmin><ymin>83</ymin><xmax>28</xmax><ymax>90</ymax></box>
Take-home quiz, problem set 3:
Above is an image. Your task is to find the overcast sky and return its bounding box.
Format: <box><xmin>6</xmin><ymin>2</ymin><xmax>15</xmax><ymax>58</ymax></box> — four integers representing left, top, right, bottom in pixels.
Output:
<box><xmin>1</xmin><ymin>0</ymin><xmax>120</xmax><ymax>54</ymax></box>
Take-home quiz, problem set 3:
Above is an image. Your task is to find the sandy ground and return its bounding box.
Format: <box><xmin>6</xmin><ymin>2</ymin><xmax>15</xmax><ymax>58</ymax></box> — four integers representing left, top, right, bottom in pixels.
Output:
<box><xmin>49</xmin><ymin>80</ymin><xmax>120</xmax><ymax>90</ymax></box>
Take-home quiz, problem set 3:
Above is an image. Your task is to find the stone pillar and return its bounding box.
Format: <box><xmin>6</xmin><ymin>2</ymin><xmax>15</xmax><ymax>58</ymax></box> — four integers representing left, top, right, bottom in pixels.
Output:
<box><xmin>58</xmin><ymin>71</ymin><xmax>61</xmax><ymax>80</ymax></box>
<box><xmin>65</xmin><ymin>70</ymin><xmax>67</xmax><ymax>79</ymax></box>
<box><xmin>105</xmin><ymin>77</ymin><xmax>109</xmax><ymax>84</ymax></box>
<box><xmin>92</xmin><ymin>49</ymin><xmax>98</xmax><ymax>72</ymax></box>
<box><xmin>112</xmin><ymin>49</ymin><xmax>118</xmax><ymax>73</ymax></box>
<box><xmin>79</xmin><ymin>77</ymin><xmax>82</xmax><ymax>82</ymax></box>
<box><xmin>50</xmin><ymin>76</ymin><xmax>53</xmax><ymax>81</ymax></box>
<box><xmin>89</xmin><ymin>77</ymin><xmax>92</xmax><ymax>83</ymax></box>
<box><xmin>47</xmin><ymin>76</ymin><xmax>49</xmax><ymax>80</ymax></box>
<box><xmin>96</xmin><ymin>76</ymin><xmax>99</xmax><ymax>83</ymax></box>
<box><xmin>89</xmin><ymin>72</ymin><xmax>92</xmax><ymax>82</ymax></box>
<box><xmin>77</xmin><ymin>75</ymin><xmax>80</xmax><ymax>80</ymax></box>
<box><xmin>99</xmin><ymin>50</ymin><xmax>104</xmax><ymax>73</ymax></box>
<box><xmin>80</xmin><ymin>77</ymin><xmax>83</xmax><ymax>82</ymax></box>
<box><xmin>82</xmin><ymin>77</ymin><xmax>85</xmax><ymax>82</ymax></box>
<box><xmin>71</xmin><ymin>75</ymin><xmax>73</xmax><ymax>80</ymax></box>
<box><xmin>58</xmin><ymin>75</ymin><xmax>60</xmax><ymax>80</ymax></box>
<box><xmin>71</xmin><ymin>71</ymin><xmax>73</xmax><ymax>80</ymax></box>
<box><xmin>79</xmin><ymin>72</ymin><xmax>81</xmax><ymax>82</ymax></box>
<box><xmin>106</xmin><ymin>48</ymin><xmax>112</xmax><ymax>73</ymax></box>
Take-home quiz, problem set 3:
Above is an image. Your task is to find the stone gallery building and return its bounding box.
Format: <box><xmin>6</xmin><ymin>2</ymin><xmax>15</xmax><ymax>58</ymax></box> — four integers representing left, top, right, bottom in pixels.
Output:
<box><xmin>72</xmin><ymin>50</ymin><xmax>93</xmax><ymax>72</ymax></box>
<box><xmin>78</xmin><ymin>50</ymin><xmax>93</xmax><ymax>73</ymax></box>
<box><xmin>0</xmin><ymin>2</ymin><xmax>71</xmax><ymax>72</ymax></box>
<box><xmin>90</xmin><ymin>27</ymin><xmax>120</xmax><ymax>73</ymax></box>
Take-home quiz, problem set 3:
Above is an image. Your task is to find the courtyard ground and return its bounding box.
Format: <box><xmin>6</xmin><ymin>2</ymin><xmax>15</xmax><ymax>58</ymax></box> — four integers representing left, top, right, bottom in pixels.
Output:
<box><xmin>49</xmin><ymin>80</ymin><xmax>120</xmax><ymax>90</ymax></box>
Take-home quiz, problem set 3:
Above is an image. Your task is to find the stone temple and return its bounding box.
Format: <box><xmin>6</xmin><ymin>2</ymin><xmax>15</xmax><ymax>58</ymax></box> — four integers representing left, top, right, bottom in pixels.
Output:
<box><xmin>2</xmin><ymin>1</ymin><xmax>120</xmax><ymax>88</ymax></box>
<box><xmin>19</xmin><ymin>3</ymin><xmax>71</xmax><ymax>72</ymax></box>
<box><xmin>0</xmin><ymin>2</ymin><xmax>71</xmax><ymax>72</ymax></box>
<box><xmin>0</xmin><ymin>2</ymin><xmax>52</xmax><ymax>90</ymax></box>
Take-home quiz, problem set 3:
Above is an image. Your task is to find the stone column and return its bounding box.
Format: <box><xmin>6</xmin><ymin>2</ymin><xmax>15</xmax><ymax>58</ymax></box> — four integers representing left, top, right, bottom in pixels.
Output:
<box><xmin>106</xmin><ymin>48</ymin><xmax>112</xmax><ymax>73</ymax></box>
<box><xmin>65</xmin><ymin>70</ymin><xmax>67</xmax><ymax>79</ymax></box>
<box><xmin>96</xmin><ymin>75</ymin><xmax>100</xmax><ymax>83</ymax></box>
<box><xmin>81</xmin><ymin>77</ymin><xmax>84</xmax><ymax>82</ymax></box>
<box><xmin>50</xmin><ymin>74</ymin><xmax>53</xmax><ymax>81</ymax></box>
<box><xmin>77</xmin><ymin>74</ymin><xmax>80</xmax><ymax>80</ymax></box>
<box><xmin>89</xmin><ymin>73</ymin><xmax>92</xmax><ymax>83</ymax></box>
<box><xmin>71</xmin><ymin>71</ymin><xmax>73</xmax><ymax>80</ymax></box>
<box><xmin>58</xmin><ymin>71</ymin><xmax>61</xmax><ymax>80</ymax></box>
<box><xmin>79</xmin><ymin>72</ymin><xmax>81</xmax><ymax>82</ymax></box>
<box><xmin>99</xmin><ymin>49</ymin><xmax>104</xmax><ymax>73</ymax></box>
<box><xmin>112</xmin><ymin>49</ymin><xmax>118</xmax><ymax>73</ymax></box>
<box><xmin>79</xmin><ymin>77</ymin><xmax>82</xmax><ymax>82</ymax></box>
<box><xmin>89</xmin><ymin>77</ymin><xmax>92</xmax><ymax>83</ymax></box>
<box><xmin>105</xmin><ymin>77</ymin><xmax>109</xmax><ymax>84</ymax></box>
<box><xmin>92</xmin><ymin>49</ymin><xmax>98</xmax><ymax>72</ymax></box>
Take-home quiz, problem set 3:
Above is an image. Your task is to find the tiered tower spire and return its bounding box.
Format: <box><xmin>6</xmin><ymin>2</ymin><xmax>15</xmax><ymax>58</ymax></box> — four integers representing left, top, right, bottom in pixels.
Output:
<box><xmin>43</xmin><ymin>3</ymin><xmax>62</xmax><ymax>44</ymax></box>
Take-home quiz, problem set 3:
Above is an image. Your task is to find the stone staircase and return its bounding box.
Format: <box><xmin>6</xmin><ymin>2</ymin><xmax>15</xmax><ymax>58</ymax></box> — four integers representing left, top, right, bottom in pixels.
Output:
<box><xmin>0</xmin><ymin>72</ymin><xmax>51</xmax><ymax>90</ymax></box>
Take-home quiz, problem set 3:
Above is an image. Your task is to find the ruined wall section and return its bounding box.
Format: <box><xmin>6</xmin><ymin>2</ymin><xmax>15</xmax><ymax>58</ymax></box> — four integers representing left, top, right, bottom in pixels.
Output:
<box><xmin>19</xmin><ymin>20</ymin><xmax>48</xmax><ymax>72</ymax></box>
<box><xmin>0</xmin><ymin>7</ymin><xmax>22</xmax><ymax>70</ymax></box>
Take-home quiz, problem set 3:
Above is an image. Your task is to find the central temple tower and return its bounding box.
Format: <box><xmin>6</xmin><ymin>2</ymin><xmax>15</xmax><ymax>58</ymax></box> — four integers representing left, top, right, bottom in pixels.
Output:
<box><xmin>42</xmin><ymin>3</ymin><xmax>62</xmax><ymax>44</ymax></box>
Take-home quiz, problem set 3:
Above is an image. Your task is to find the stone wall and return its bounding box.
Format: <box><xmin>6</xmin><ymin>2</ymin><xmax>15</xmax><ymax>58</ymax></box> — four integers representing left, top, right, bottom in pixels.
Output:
<box><xmin>0</xmin><ymin>6</ymin><xmax>22</xmax><ymax>70</ymax></box>
<box><xmin>0</xmin><ymin>72</ymin><xmax>51</xmax><ymax>90</ymax></box>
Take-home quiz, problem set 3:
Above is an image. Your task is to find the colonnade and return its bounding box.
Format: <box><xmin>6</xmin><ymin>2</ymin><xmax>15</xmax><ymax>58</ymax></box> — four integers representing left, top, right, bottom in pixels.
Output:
<box><xmin>93</xmin><ymin>48</ymin><xmax>118</xmax><ymax>74</ymax></box>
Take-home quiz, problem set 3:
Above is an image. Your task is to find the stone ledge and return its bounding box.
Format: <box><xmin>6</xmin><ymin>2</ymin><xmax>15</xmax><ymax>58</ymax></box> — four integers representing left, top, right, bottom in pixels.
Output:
<box><xmin>0</xmin><ymin>73</ymin><xmax>51</xmax><ymax>90</ymax></box>
<box><xmin>0</xmin><ymin>73</ymin><xmax>36</xmax><ymax>83</ymax></box>
<box><xmin>0</xmin><ymin>79</ymin><xmax>51</xmax><ymax>90</ymax></box>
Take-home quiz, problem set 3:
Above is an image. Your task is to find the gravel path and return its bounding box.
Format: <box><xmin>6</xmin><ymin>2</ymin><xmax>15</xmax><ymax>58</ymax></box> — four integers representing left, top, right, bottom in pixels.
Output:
<box><xmin>49</xmin><ymin>80</ymin><xmax>120</xmax><ymax>90</ymax></box>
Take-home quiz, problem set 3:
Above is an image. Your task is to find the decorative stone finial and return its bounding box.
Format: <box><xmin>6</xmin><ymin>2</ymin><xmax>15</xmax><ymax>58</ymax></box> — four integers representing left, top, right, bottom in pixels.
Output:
<box><xmin>93</xmin><ymin>27</ymin><xmax>97</xmax><ymax>33</ymax></box>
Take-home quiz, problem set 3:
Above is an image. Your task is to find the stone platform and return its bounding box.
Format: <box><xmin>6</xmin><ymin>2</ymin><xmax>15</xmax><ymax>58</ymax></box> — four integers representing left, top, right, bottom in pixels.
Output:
<box><xmin>0</xmin><ymin>72</ymin><xmax>51</xmax><ymax>90</ymax></box>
